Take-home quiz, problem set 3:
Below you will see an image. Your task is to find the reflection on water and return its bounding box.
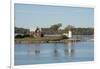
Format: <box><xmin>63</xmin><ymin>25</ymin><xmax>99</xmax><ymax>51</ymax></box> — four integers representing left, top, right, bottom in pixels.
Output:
<box><xmin>27</xmin><ymin>44</ymin><xmax>41</xmax><ymax>56</ymax></box>
<box><xmin>26</xmin><ymin>41</ymin><xmax>75</xmax><ymax>57</ymax></box>
<box><xmin>15</xmin><ymin>40</ymin><xmax>94</xmax><ymax>65</ymax></box>
<box><xmin>64</xmin><ymin>41</ymin><xmax>75</xmax><ymax>57</ymax></box>
<box><xmin>27</xmin><ymin>41</ymin><xmax>75</xmax><ymax>58</ymax></box>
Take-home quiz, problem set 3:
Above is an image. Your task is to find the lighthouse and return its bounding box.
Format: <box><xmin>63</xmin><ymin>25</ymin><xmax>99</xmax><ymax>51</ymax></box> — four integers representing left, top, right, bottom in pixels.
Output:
<box><xmin>68</xmin><ymin>30</ymin><xmax>72</xmax><ymax>38</ymax></box>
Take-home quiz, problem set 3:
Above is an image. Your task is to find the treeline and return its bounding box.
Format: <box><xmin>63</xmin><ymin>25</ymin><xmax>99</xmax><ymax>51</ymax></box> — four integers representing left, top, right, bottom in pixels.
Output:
<box><xmin>71</xmin><ymin>28</ymin><xmax>94</xmax><ymax>35</ymax></box>
<box><xmin>15</xmin><ymin>23</ymin><xmax>94</xmax><ymax>36</ymax></box>
<box><xmin>57</xmin><ymin>28</ymin><xmax>94</xmax><ymax>35</ymax></box>
<box><xmin>15</xmin><ymin>27</ymin><xmax>30</xmax><ymax>35</ymax></box>
<box><xmin>49</xmin><ymin>23</ymin><xmax>94</xmax><ymax>35</ymax></box>
<box><xmin>15</xmin><ymin>27</ymin><xmax>30</xmax><ymax>38</ymax></box>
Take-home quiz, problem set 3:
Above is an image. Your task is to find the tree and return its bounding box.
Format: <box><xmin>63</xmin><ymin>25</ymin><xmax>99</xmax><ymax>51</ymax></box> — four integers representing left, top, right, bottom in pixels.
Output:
<box><xmin>64</xmin><ymin>25</ymin><xmax>74</xmax><ymax>33</ymax></box>
<box><xmin>50</xmin><ymin>23</ymin><xmax>62</xmax><ymax>32</ymax></box>
<box><xmin>15</xmin><ymin>27</ymin><xmax>30</xmax><ymax>35</ymax></box>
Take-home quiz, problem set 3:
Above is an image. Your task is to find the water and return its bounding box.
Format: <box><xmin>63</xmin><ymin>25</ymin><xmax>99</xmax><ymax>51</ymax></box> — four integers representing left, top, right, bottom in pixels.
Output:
<box><xmin>15</xmin><ymin>39</ymin><xmax>94</xmax><ymax>65</ymax></box>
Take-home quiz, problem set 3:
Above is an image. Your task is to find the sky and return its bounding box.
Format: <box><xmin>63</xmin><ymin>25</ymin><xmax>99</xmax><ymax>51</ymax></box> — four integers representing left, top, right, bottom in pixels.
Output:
<box><xmin>15</xmin><ymin>3</ymin><xmax>94</xmax><ymax>30</ymax></box>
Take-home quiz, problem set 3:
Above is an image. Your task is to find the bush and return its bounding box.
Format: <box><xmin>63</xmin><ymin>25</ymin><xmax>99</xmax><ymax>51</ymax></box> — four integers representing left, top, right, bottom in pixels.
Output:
<box><xmin>15</xmin><ymin>34</ymin><xmax>30</xmax><ymax>38</ymax></box>
<box><xmin>24</xmin><ymin>34</ymin><xmax>30</xmax><ymax>37</ymax></box>
<box><xmin>61</xmin><ymin>35</ymin><xmax>69</xmax><ymax>39</ymax></box>
<box><xmin>15</xmin><ymin>35</ymin><xmax>24</xmax><ymax>38</ymax></box>
<box><xmin>41</xmin><ymin>33</ymin><xmax>44</xmax><ymax>37</ymax></box>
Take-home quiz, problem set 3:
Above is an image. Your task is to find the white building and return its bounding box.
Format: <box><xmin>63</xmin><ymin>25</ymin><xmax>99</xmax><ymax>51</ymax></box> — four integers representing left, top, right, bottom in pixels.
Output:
<box><xmin>68</xmin><ymin>30</ymin><xmax>72</xmax><ymax>38</ymax></box>
<box><xmin>63</xmin><ymin>30</ymin><xmax>72</xmax><ymax>38</ymax></box>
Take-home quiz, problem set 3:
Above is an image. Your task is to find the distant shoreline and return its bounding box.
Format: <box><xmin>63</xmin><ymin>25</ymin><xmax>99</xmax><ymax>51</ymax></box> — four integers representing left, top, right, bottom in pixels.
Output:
<box><xmin>15</xmin><ymin>35</ymin><xmax>93</xmax><ymax>44</ymax></box>
<box><xmin>15</xmin><ymin>36</ymin><xmax>66</xmax><ymax>44</ymax></box>
<box><xmin>15</xmin><ymin>37</ymin><xmax>81</xmax><ymax>44</ymax></box>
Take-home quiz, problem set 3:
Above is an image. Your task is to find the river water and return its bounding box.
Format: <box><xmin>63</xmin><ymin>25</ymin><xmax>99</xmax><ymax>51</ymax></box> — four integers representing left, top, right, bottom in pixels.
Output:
<box><xmin>15</xmin><ymin>38</ymin><xmax>94</xmax><ymax>65</ymax></box>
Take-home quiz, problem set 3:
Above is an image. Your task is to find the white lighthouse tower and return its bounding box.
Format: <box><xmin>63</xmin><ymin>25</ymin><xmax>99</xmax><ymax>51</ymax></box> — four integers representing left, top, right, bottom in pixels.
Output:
<box><xmin>68</xmin><ymin>30</ymin><xmax>72</xmax><ymax>38</ymax></box>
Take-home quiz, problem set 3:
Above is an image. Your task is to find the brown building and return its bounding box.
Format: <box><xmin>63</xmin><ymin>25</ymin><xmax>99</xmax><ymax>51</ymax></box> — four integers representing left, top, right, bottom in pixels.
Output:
<box><xmin>30</xmin><ymin>27</ymin><xmax>44</xmax><ymax>38</ymax></box>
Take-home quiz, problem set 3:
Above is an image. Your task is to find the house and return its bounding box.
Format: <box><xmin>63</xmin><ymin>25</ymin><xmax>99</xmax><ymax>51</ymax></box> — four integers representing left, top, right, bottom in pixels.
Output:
<box><xmin>30</xmin><ymin>27</ymin><xmax>44</xmax><ymax>37</ymax></box>
<box><xmin>63</xmin><ymin>30</ymin><xmax>72</xmax><ymax>38</ymax></box>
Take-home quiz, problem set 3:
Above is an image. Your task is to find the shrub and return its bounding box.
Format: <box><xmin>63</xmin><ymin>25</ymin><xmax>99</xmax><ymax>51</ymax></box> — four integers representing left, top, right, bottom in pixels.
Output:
<box><xmin>15</xmin><ymin>34</ymin><xmax>30</xmax><ymax>38</ymax></box>
<box><xmin>15</xmin><ymin>35</ymin><xmax>24</xmax><ymax>38</ymax></box>
<box><xmin>24</xmin><ymin>34</ymin><xmax>30</xmax><ymax>37</ymax></box>
<box><xmin>61</xmin><ymin>35</ymin><xmax>69</xmax><ymax>39</ymax></box>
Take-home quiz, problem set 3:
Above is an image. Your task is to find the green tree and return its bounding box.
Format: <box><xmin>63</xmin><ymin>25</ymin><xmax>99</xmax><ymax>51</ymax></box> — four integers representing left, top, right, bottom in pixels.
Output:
<box><xmin>64</xmin><ymin>25</ymin><xmax>74</xmax><ymax>33</ymax></box>
<box><xmin>15</xmin><ymin>27</ymin><xmax>30</xmax><ymax>35</ymax></box>
<box><xmin>50</xmin><ymin>23</ymin><xmax>62</xmax><ymax>32</ymax></box>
